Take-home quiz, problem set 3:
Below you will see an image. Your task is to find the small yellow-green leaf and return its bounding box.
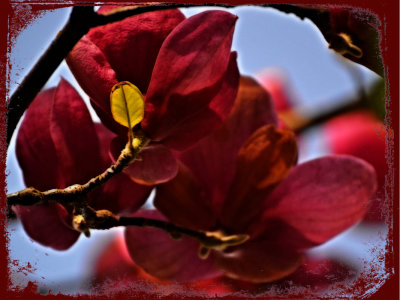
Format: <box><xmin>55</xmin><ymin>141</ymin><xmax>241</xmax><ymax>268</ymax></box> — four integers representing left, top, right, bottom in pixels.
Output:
<box><xmin>110</xmin><ymin>81</ymin><xmax>145</xmax><ymax>129</ymax></box>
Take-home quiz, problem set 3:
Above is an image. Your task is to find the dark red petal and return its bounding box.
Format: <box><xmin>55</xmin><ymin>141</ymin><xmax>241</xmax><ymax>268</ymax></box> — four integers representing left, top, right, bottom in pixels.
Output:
<box><xmin>86</xmin><ymin>9</ymin><xmax>185</xmax><ymax>93</ymax></box>
<box><xmin>93</xmin><ymin>123</ymin><xmax>116</xmax><ymax>166</ymax></box>
<box><xmin>89</xmin><ymin>124</ymin><xmax>151</xmax><ymax>214</ymax></box>
<box><xmin>263</xmin><ymin>155</ymin><xmax>377</xmax><ymax>245</ymax></box>
<box><xmin>50</xmin><ymin>79</ymin><xmax>102</xmax><ymax>188</ymax></box>
<box><xmin>142</xmin><ymin>11</ymin><xmax>237</xmax><ymax>146</ymax></box>
<box><xmin>15</xmin><ymin>83</ymin><xmax>84</xmax><ymax>250</ymax></box>
<box><xmin>90</xmin><ymin>98</ymin><xmax>126</xmax><ymax>135</ymax></box>
<box><xmin>125</xmin><ymin>210</ymin><xmax>221</xmax><ymax>282</ymax></box>
<box><xmin>95</xmin><ymin>173</ymin><xmax>151</xmax><ymax>215</ymax></box>
<box><xmin>160</xmin><ymin>52</ymin><xmax>240</xmax><ymax>150</ymax></box>
<box><xmin>111</xmin><ymin>136</ymin><xmax>178</xmax><ymax>185</ymax></box>
<box><xmin>13</xmin><ymin>204</ymin><xmax>80</xmax><ymax>251</ymax></box>
<box><xmin>126</xmin><ymin>144</ymin><xmax>178</xmax><ymax>185</ymax></box>
<box><xmin>154</xmin><ymin>163</ymin><xmax>217</xmax><ymax>231</ymax></box>
<box><xmin>215</xmin><ymin>234</ymin><xmax>303</xmax><ymax>283</ymax></box>
<box><xmin>324</xmin><ymin>110</ymin><xmax>386</xmax><ymax>186</ymax></box>
<box><xmin>66</xmin><ymin>36</ymin><xmax>118</xmax><ymax>122</ymax></box>
<box><xmin>178</xmin><ymin>77</ymin><xmax>278</xmax><ymax>217</ymax></box>
<box><xmin>220</xmin><ymin>125</ymin><xmax>298</xmax><ymax>232</ymax></box>
<box><xmin>16</xmin><ymin>88</ymin><xmax>59</xmax><ymax>190</ymax></box>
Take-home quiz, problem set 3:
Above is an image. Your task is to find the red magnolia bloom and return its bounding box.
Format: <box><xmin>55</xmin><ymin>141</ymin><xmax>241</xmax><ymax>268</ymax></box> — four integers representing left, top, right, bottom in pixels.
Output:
<box><xmin>256</xmin><ymin>69</ymin><xmax>308</xmax><ymax>131</ymax></box>
<box><xmin>15</xmin><ymin>79</ymin><xmax>152</xmax><ymax>250</ymax></box>
<box><xmin>124</xmin><ymin>77</ymin><xmax>377</xmax><ymax>283</ymax></box>
<box><xmin>323</xmin><ymin>110</ymin><xmax>387</xmax><ymax>221</ymax></box>
<box><xmin>66</xmin><ymin>8</ymin><xmax>239</xmax><ymax>185</ymax></box>
<box><xmin>256</xmin><ymin>68</ymin><xmax>297</xmax><ymax>113</ymax></box>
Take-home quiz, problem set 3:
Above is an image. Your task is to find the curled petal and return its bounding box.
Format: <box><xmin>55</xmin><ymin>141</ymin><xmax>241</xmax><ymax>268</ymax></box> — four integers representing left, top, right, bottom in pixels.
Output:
<box><xmin>111</xmin><ymin>136</ymin><xmax>178</xmax><ymax>185</ymax></box>
<box><xmin>86</xmin><ymin>9</ymin><xmax>185</xmax><ymax>93</ymax></box>
<box><xmin>142</xmin><ymin>11</ymin><xmax>238</xmax><ymax>146</ymax></box>
<box><xmin>220</xmin><ymin>125</ymin><xmax>298</xmax><ymax>232</ymax></box>
<box><xmin>126</xmin><ymin>144</ymin><xmax>178</xmax><ymax>185</ymax></box>
<box><xmin>16</xmin><ymin>88</ymin><xmax>59</xmax><ymax>190</ymax></box>
<box><xmin>215</xmin><ymin>235</ymin><xmax>303</xmax><ymax>283</ymax></box>
<box><xmin>160</xmin><ymin>52</ymin><xmax>240</xmax><ymax>150</ymax></box>
<box><xmin>179</xmin><ymin>76</ymin><xmax>278</xmax><ymax>217</ymax></box>
<box><xmin>13</xmin><ymin>204</ymin><xmax>80</xmax><ymax>251</ymax></box>
<box><xmin>125</xmin><ymin>210</ymin><xmax>221</xmax><ymax>282</ymax></box>
<box><xmin>263</xmin><ymin>155</ymin><xmax>377</xmax><ymax>245</ymax></box>
<box><xmin>50</xmin><ymin>79</ymin><xmax>103</xmax><ymax>188</ymax></box>
<box><xmin>155</xmin><ymin>163</ymin><xmax>217</xmax><ymax>231</ymax></box>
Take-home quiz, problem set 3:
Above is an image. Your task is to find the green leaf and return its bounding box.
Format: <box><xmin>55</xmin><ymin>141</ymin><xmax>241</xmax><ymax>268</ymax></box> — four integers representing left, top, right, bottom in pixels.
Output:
<box><xmin>110</xmin><ymin>81</ymin><xmax>145</xmax><ymax>129</ymax></box>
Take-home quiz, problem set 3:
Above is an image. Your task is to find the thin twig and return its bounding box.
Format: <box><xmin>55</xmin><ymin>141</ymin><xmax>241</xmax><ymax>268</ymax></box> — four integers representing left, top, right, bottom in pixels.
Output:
<box><xmin>286</xmin><ymin>99</ymin><xmax>366</xmax><ymax>133</ymax></box>
<box><xmin>7</xmin><ymin>139</ymin><xmax>147</xmax><ymax>207</ymax></box>
<box><xmin>73</xmin><ymin>205</ymin><xmax>249</xmax><ymax>251</ymax></box>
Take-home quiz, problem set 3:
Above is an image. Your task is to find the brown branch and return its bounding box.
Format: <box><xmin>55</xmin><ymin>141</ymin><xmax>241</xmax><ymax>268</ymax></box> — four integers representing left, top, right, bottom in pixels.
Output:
<box><xmin>7</xmin><ymin>6</ymin><xmax>96</xmax><ymax>146</ymax></box>
<box><xmin>72</xmin><ymin>205</ymin><xmax>249</xmax><ymax>252</ymax></box>
<box><xmin>7</xmin><ymin>138</ymin><xmax>148</xmax><ymax>207</ymax></box>
<box><xmin>283</xmin><ymin>98</ymin><xmax>366</xmax><ymax>133</ymax></box>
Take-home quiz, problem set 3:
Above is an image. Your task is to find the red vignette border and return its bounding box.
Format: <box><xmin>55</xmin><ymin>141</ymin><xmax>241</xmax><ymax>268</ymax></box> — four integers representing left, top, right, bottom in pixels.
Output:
<box><xmin>0</xmin><ymin>0</ymin><xmax>398</xmax><ymax>299</ymax></box>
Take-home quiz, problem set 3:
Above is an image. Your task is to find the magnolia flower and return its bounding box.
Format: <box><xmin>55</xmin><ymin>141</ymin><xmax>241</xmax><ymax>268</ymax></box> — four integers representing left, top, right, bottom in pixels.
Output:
<box><xmin>124</xmin><ymin>77</ymin><xmax>377</xmax><ymax>283</ymax></box>
<box><xmin>15</xmin><ymin>79</ymin><xmax>151</xmax><ymax>250</ymax></box>
<box><xmin>323</xmin><ymin>110</ymin><xmax>386</xmax><ymax>221</ymax></box>
<box><xmin>66</xmin><ymin>8</ymin><xmax>239</xmax><ymax>185</ymax></box>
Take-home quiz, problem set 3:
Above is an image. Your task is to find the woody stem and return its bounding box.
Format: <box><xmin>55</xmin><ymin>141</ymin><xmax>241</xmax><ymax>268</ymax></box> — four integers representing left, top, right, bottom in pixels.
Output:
<box><xmin>74</xmin><ymin>205</ymin><xmax>248</xmax><ymax>250</ymax></box>
<box><xmin>7</xmin><ymin>139</ymin><xmax>147</xmax><ymax>207</ymax></box>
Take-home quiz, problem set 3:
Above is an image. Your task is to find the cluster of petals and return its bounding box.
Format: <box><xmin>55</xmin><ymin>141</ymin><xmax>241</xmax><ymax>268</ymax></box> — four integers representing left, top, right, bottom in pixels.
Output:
<box><xmin>14</xmin><ymin>7</ymin><xmax>379</xmax><ymax>285</ymax></box>
<box><xmin>124</xmin><ymin>77</ymin><xmax>377</xmax><ymax>283</ymax></box>
<box><xmin>15</xmin><ymin>79</ymin><xmax>151</xmax><ymax>250</ymax></box>
<box><xmin>66</xmin><ymin>8</ymin><xmax>240</xmax><ymax>185</ymax></box>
